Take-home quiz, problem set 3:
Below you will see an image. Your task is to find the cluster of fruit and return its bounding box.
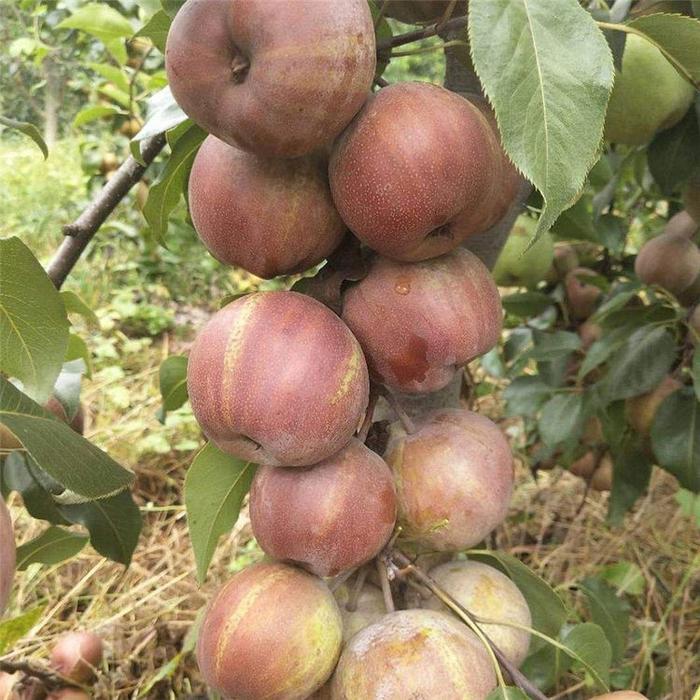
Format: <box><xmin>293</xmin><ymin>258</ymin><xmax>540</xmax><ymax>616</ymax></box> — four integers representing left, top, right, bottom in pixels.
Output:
<box><xmin>0</xmin><ymin>631</ymin><xmax>102</xmax><ymax>700</ymax></box>
<box><xmin>163</xmin><ymin>0</ymin><xmax>533</xmax><ymax>697</ymax></box>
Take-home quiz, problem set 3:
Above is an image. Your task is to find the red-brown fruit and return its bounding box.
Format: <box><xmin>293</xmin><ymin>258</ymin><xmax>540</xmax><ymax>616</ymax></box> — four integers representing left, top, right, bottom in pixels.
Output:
<box><xmin>165</xmin><ymin>0</ymin><xmax>375</xmax><ymax>158</ymax></box>
<box><xmin>341</xmin><ymin>249</ymin><xmax>502</xmax><ymax>393</ymax></box>
<box><xmin>329</xmin><ymin>82</ymin><xmax>503</xmax><ymax>261</ymax></box>
<box><xmin>331</xmin><ymin>609</ymin><xmax>497</xmax><ymax>699</ymax></box>
<box><xmin>188</xmin><ymin>136</ymin><xmax>345</xmax><ymax>279</ymax></box>
<box><xmin>384</xmin><ymin>408</ymin><xmax>514</xmax><ymax>551</ymax></box>
<box><xmin>187</xmin><ymin>291</ymin><xmax>369</xmax><ymax>466</ymax></box>
<box><xmin>565</xmin><ymin>267</ymin><xmax>603</xmax><ymax>320</ymax></box>
<box><xmin>588</xmin><ymin>692</ymin><xmax>649</xmax><ymax>700</ymax></box>
<box><xmin>249</xmin><ymin>439</ymin><xmax>396</xmax><ymax>577</ymax></box>
<box><xmin>635</xmin><ymin>232</ymin><xmax>700</xmax><ymax>299</ymax></box>
<box><xmin>578</xmin><ymin>320</ymin><xmax>602</xmax><ymax>350</ymax></box>
<box><xmin>664</xmin><ymin>210</ymin><xmax>698</xmax><ymax>239</ymax></box>
<box><xmin>49</xmin><ymin>631</ymin><xmax>103</xmax><ymax>684</ymax></box>
<box><xmin>196</xmin><ymin>562</ymin><xmax>342</xmax><ymax>700</ymax></box>
<box><xmin>0</xmin><ymin>499</ymin><xmax>15</xmax><ymax>616</ymax></box>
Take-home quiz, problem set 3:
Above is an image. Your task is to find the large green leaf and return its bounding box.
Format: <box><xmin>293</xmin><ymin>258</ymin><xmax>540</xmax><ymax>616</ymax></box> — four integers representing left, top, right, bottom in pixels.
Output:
<box><xmin>469</xmin><ymin>0</ymin><xmax>614</xmax><ymax>239</ymax></box>
<box><xmin>185</xmin><ymin>442</ymin><xmax>256</xmax><ymax>583</ymax></box>
<box><xmin>651</xmin><ymin>387</ymin><xmax>700</xmax><ymax>492</ymax></box>
<box><xmin>608</xmin><ymin>437</ymin><xmax>653</xmax><ymax>523</ymax></box>
<box><xmin>15</xmin><ymin>526</ymin><xmax>88</xmax><ymax>570</ymax></box>
<box><xmin>579</xmin><ymin>577</ymin><xmax>630</xmax><ymax>664</ymax></box>
<box><xmin>0</xmin><ymin>237</ymin><xmax>69</xmax><ymax>402</ymax></box>
<box><xmin>0</xmin><ymin>377</ymin><xmax>134</xmax><ymax>500</ymax></box>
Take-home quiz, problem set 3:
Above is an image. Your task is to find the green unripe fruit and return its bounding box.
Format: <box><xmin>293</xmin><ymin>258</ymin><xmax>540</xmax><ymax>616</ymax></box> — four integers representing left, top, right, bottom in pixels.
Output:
<box><xmin>604</xmin><ymin>34</ymin><xmax>694</xmax><ymax>145</ymax></box>
<box><xmin>493</xmin><ymin>216</ymin><xmax>554</xmax><ymax>288</ymax></box>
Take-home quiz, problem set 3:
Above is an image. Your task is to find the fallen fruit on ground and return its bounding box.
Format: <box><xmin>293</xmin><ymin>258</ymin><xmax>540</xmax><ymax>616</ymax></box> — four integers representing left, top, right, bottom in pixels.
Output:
<box><xmin>187</xmin><ymin>291</ymin><xmax>369</xmax><ymax>466</ymax></box>
<box><xmin>249</xmin><ymin>439</ymin><xmax>396</xmax><ymax>577</ymax></box>
<box><xmin>49</xmin><ymin>631</ymin><xmax>103</xmax><ymax>684</ymax></box>
<box><xmin>196</xmin><ymin>561</ymin><xmax>342</xmax><ymax>700</ymax></box>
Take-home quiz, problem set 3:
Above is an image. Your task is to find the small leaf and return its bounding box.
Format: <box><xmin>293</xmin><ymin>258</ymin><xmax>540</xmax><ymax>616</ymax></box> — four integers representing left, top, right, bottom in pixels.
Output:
<box><xmin>675</xmin><ymin>488</ymin><xmax>700</xmax><ymax>526</ymax></box>
<box><xmin>648</xmin><ymin>108</ymin><xmax>700</xmax><ymax>194</ymax></box>
<box><xmin>599</xmin><ymin>561</ymin><xmax>646</xmax><ymax>596</ymax></box>
<box><xmin>579</xmin><ymin>577</ymin><xmax>630</xmax><ymax>664</ymax></box>
<box><xmin>87</xmin><ymin>62</ymin><xmax>130</xmax><ymax>92</ymax></box>
<box><xmin>0</xmin><ymin>606</ymin><xmax>45</xmax><ymax>654</ymax></box>
<box><xmin>0</xmin><ymin>116</ymin><xmax>48</xmax><ymax>159</ymax></box>
<box><xmin>60</xmin><ymin>291</ymin><xmax>99</xmax><ymax>328</ymax></box>
<box><xmin>486</xmin><ymin>689</ymin><xmax>529</xmax><ymax>700</ymax></box>
<box><xmin>608</xmin><ymin>437</ymin><xmax>653</xmax><ymax>523</ymax></box>
<box><xmin>15</xmin><ymin>526</ymin><xmax>88</xmax><ymax>570</ymax></box>
<box><xmin>521</xmin><ymin>642</ymin><xmax>567</xmax><ymax>692</ymax></box>
<box><xmin>185</xmin><ymin>442</ymin><xmax>256</xmax><ymax>583</ymax></box>
<box><xmin>58</xmin><ymin>489</ymin><xmax>142</xmax><ymax>566</ymax></box>
<box><xmin>560</xmin><ymin>622</ymin><xmax>612</xmax><ymax>689</ymax></box>
<box><xmin>72</xmin><ymin>105</ymin><xmax>124</xmax><ymax>128</ymax></box>
<box><xmin>157</xmin><ymin>355</ymin><xmax>188</xmax><ymax>422</ymax></box>
<box><xmin>538</xmin><ymin>393</ymin><xmax>586</xmax><ymax>448</ymax></box>
<box><xmin>502</xmin><ymin>292</ymin><xmax>553</xmax><ymax>318</ymax></box>
<box><xmin>0</xmin><ymin>378</ymin><xmax>134</xmax><ymax>500</ymax></box>
<box><xmin>469</xmin><ymin>0</ymin><xmax>614</xmax><ymax>239</ymax></box>
<box><xmin>651</xmin><ymin>387</ymin><xmax>700</xmax><ymax>492</ymax></box>
<box><xmin>135</xmin><ymin>9</ymin><xmax>171</xmax><ymax>52</ymax></box>
<box><xmin>57</xmin><ymin>3</ymin><xmax>133</xmax><ymax>62</ymax></box>
<box><xmin>551</xmin><ymin>195</ymin><xmax>598</xmax><ymax>242</ymax></box>
<box><xmin>503</xmin><ymin>375</ymin><xmax>553</xmax><ymax>417</ymax></box>
<box><xmin>0</xmin><ymin>237</ymin><xmax>69</xmax><ymax>402</ymax></box>
<box><xmin>529</xmin><ymin>330</ymin><xmax>581</xmax><ymax>361</ymax></box>
<box><xmin>143</xmin><ymin>122</ymin><xmax>206</xmax><ymax>244</ymax></box>
<box><xmin>134</xmin><ymin>86</ymin><xmax>188</xmax><ymax>143</ymax></box>
<box><xmin>65</xmin><ymin>334</ymin><xmax>92</xmax><ymax>378</ymax></box>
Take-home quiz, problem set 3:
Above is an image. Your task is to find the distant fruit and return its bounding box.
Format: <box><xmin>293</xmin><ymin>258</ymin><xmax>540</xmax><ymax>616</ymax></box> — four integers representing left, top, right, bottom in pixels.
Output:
<box><xmin>331</xmin><ymin>609</ymin><xmax>497</xmax><ymax>699</ymax></box>
<box><xmin>565</xmin><ymin>267</ymin><xmax>602</xmax><ymax>320</ymax></box>
<box><xmin>341</xmin><ymin>249</ymin><xmax>502</xmax><ymax>393</ymax></box>
<box><xmin>197</xmin><ymin>562</ymin><xmax>342</xmax><ymax>700</ymax></box>
<box><xmin>570</xmin><ymin>452</ymin><xmax>597</xmax><ymax>480</ymax></box>
<box><xmin>590</xmin><ymin>453</ymin><xmax>614</xmax><ymax>492</ymax></box>
<box><xmin>384</xmin><ymin>408</ymin><xmax>513</xmax><ymax>551</ymax></box>
<box><xmin>546</xmin><ymin>243</ymin><xmax>580</xmax><ymax>283</ymax></box>
<box><xmin>329</xmin><ymin>82</ymin><xmax>503</xmax><ymax>261</ymax></box>
<box><xmin>582</xmin><ymin>416</ymin><xmax>604</xmax><ymax>446</ymax></box>
<box><xmin>334</xmin><ymin>581</ymin><xmax>386</xmax><ymax>643</ymax></box>
<box><xmin>634</xmin><ymin>232</ymin><xmax>700</xmax><ymax>299</ymax></box>
<box><xmin>0</xmin><ymin>499</ymin><xmax>15</xmax><ymax>616</ymax></box>
<box><xmin>492</xmin><ymin>216</ymin><xmax>554</xmax><ymax>288</ymax></box>
<box><xmin>187</xmin><ymin>292</ymin><xmax>369</xmax><ymax>466</ymax></box>
<box><xmin>604</xmin><ymin>33</ymin><xmax>694</xmax><ymax>145</ymax></box>
<box><xmin>249</xmin><ymin>439</ymin><xmax>396</xmax><ymax>577</ymax></box>
<box><xmin>166</xmin><ymin>0</ymin><xmax>375</xmax><ymax>157</ymax></box>
<box><xmin>50</xmin><ymin>631</ymin><xmax>103</xmax><ymax>684</ymax></box>
<box><xmin>579</xmin><ymin>320</ymin><xmax>602</xmax><ymax>350</ymax></box>
<box><xmin>98</xmin><ymin>153</ymin><xmax>118</xmax><ymax>175</ymax></box>
<box><xmin>663</xmin><ymin>210</ymin><xmax>698</xmax><ymax>239</ymax></box>
<box><xmin>118</xmin><ymin>118</ymin><xmax>142</xmax><ymax>138</ymax></box>
<box><xmin>626</xmin><ymin>375</ymin><xmax>683</xmax><ymax>435</ymax></box>
<box><xmin>188</xmin><ymin>136</ymin><xmax>345</xmax><ymax>278</ymax></box>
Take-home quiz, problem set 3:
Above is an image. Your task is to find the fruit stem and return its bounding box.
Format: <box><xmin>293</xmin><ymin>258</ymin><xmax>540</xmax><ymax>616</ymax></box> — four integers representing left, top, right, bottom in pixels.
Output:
<box><xmin>346</xmin><ymin>566</ymin><xmax>369</xmax><ymax>612</ymax></box>
<box><xmin>376</xmin><ymin>14</ymin><xmax>468</xmax><ymax>52</ymax></box>
<box><xmin>390</xmin><ymin>39</ymin><xmax>467</xmax><ymax>58</ymax></box>
<box><xmin>383</xmin><ymin>389</ymin><xmax>416</xmax><ymax>435</ymax></box>
<box><xmin>376</xmin><ymin>558</ymin><xmax>395</xmax><ymax>613</ymax></box>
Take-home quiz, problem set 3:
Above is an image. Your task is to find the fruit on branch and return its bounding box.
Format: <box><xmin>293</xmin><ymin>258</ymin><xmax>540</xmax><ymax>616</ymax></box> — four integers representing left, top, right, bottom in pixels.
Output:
<box><xmin>590</xmin><ymin>453</ymin><xmax>613</xmax><ymax>492</ymax></box>
<box><xmin>99</xmin><ymin>153</ymin><xmax>118</xmax><ymax>176</ymax></box>
<box><xmin>492</xmin><ymin>216</ymin><xmax>554</xmax><ymax>288</ymax></box>
<box><xmin>626</xmin><ymin>375</ymin><xmax>683</xmax><ymax>435</ymax></box>
<box><xmin>249</xmin><ymin>439</ymin><xmax>396</xmax><ymax>577</ymax></box>
<box><xmin>119</xmin><ymin>118</ymin><xmax>142</xmax><ymax>138</ymax></box>
<box><xmin>569</xmin><ymin>452</ymin><xmax>597</xmax><ymax>480</ymax></box>
<box><xmin>634</xmin><ymin>232</ymin><xmax>700</xmax><ymax>300</ymax></box>
<box><xmin>664</xmin><ymin>209</ymin><xmax>698</xmax><ymax>238</ymax></box>
<box><xmin>165</xmin><ymin>0</ymin><xmax>375</xmax><ymax>158</ymax></box>
<box><xmin>545</xmin><ymin>243</ymin><xmax>579</xmax><ymax>283</ymax></box>
<box><xmin>578</xmin><ymin>320</ymin><xmax>602</xmax><ymax>350</ymax></box>
<box><xmin>50</xmin><ymin>631</ymin><xmax>103</xmax><ymax>684</ymax></box>
<box><xmin>341</xmin><ymin>249</ymin><xmax>502</xmax><ymax>393</ymax></box>
<box><xmin>197</xmin><ymin>561</ymin><xmax>342</xmax><ymax>699</ymax></box>
<box><xmin>384</xmin><ymin>408</ymin><xmax>513</xmax><ymax>551</ymax></box>
<box><xmin>424</xmin><ymin>560</ymin><xmax>532</xmax><ymax>667</ymax></box>
<box><xmin>334</xmin><ymin>580</ymin><xmax>386</xmax><ymax>643</ymax></box>
<box><xmin>329</xmin><ymin>82</ymin><xmax>504</xmax><ymax>261</ymax></box>
<box><xmin>604</xmin><ymin>34</ymin><xmax>694</xmax><ymax>146</ymax></box>
<box><xmin>564</xmin><ymin>267</ymin><xmax>602</xmax><ymax>320</ymax></box>
<box><xmin>188</xmin><ymin>136</ymin><xmax>345</xmax><ymax>279</ymax></box>
<box><xmin>683</xmin><ymin>173</ymin><xmax>700</xmax><ymax>225</ymax></box>
<box><xmin>331</xmin><ymin>609</ymin><xmax>497</xmax><ymax>699</ymax></box>
<box><xmin>0</xmin><ymin>499</ymin><xmax>15</xmax><ymax>616</ymax></box>
<box><xmin>588</xmin><ymin>692</ymin><xmax>649</xmax><ymax>700</ymax></box>
<box><xmin>582</xmin><ymin>416</ymin><xmax>604</xmax><ymax>447</ymax></box>
<box><xmin>187</xmin><ymin>291</ymin><xmax>369</xmax><ymax>466</ymax></box>
<box><xmin>381</xmin><ymin>0</ymin><xmax>466</xmax><ymax>24</ymax></box>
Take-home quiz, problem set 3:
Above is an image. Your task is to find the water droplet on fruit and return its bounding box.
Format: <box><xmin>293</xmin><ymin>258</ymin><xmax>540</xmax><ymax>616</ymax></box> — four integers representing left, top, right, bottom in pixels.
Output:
<box><xmin>395</xmin><ymin>277</ymin><xmax>411</xmax><ymax>295</ymax></box>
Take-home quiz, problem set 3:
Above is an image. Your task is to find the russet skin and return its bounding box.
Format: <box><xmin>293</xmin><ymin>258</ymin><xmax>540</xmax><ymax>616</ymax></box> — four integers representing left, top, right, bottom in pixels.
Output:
<box><xmin>187</xmin><ymin>291</ymin><xmax>370</xmax><ymax>467</ymax></box>
<box><xmin>50</xmin><ymin>631</ymin><xmax>103</xmax><ymax>683</ymax></box>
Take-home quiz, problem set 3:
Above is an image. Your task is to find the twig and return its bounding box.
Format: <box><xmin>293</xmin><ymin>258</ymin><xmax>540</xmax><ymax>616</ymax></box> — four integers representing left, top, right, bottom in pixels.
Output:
<box><xmin>383</xmin><ymin>388</ymin><xmax>416</xmax><ymax>435</ymax></box>
<box><xmin>376</xmin><ymin>14</ymin><xmax>468</xmax><ymax>51</ymax></box>
<box><xmin>376</xmin><ymin>558</ymin><xmax>395</xmax><ymax>612</ymax></box>
<box><xmin>390</xmin><ymin>550</ymin><xmax>549</xmax><ymax>700</ymax></box>
<box><xmin>329</xmin><ymin>566</ymin><xmax>358</xmax><ymax>593</ymax></box>
<box><xmin>0</xmin><ymin>659</ymin><xmax>83</xmax><ymax>692</ymax></box>
<box><xmin>46</xmin><ymin>132</ymin><xmax>166</xmax><ymax>289</ymax></box>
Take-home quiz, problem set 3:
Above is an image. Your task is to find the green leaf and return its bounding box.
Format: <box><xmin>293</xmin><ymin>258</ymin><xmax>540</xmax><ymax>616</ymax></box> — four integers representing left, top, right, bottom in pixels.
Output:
<box><xmin>0</xmin><ymin>377</ymin><xmax>134</xmax><ymax>500</ymax></box>
<box><xmin>538</xmin><ymin>393</ymin><xmax>585</xmax><ymax>448</ymax></box>
<box><xmin>579</xmin><ymin>577</ymin><xmax>630</xmax><ymax>664</ymax></box>
<box><xmin>608</xmin><ymin>437</ymin><xmax>653</xmax><ymax>523</ymax></box>
<box><xmin>529</xmin><ymin>330</ymin><xmax>581</xmax><ymax>361</ymax></box>
<box><xmin>135</xmin><ymin>9</ymin><xmax>172</xmax><ymax>53</ymax></box>
<box><xmin>64</xmin><ymin>334</ymin><xmax>92</xmax><ymax>378</ymax></box>
<box><xmin>675</xmin><ymin>488</ymin><xmax>700</xmax><ymax>527</ymax></box>
<box><xmin>486</xmin><ymin>689</ymin><xmax>529</xmax><ymax>700</ymax></box>
<box><xmin>185</xmin><ymin>443</ymin><xmax>256</xmax><ymax>583</ymax></box>
<box><xmin>650</xmin><ymin>387</ymin><xmax>700</xmax><ymax>492</ymax></box>
<box><xmin>98</xmin><ymin>83</ymin><xmax>132</xmax><ymax>111</ymax></box>
<box><xmin>161</xmin><ymin>0</ymin><xmax>186</xmax><ymax>18</ymax></box>
<box><xmin>693</xmin><ymin>350</ymin><xmax>700</xmax><ymax>402</ymax></box>
<box><xmin>521</xmin><ymin>642</ymin><xmax>567</xmax><ymax>692</ymax></box>
<box><xmin>600</xmin><ymin>326</ymin><xmax>676</xmax><ymax>402</ymax></box>
<box><xmin>0</xmin><ymin>116</ymin><xmax>48</xmax><ymax>159</ymax></box>
<box><xmin>578</xmin><ymin>326</ymin><xmax>630</xmax><ymax>379</ymax></box>
<box><xmin>143</xmin><ymin>122</ymin><xmax>206</xmax><ymax>244</ymax></box>
<box><xmin>503</xmin><ymin>375</ymin><xmax>553</xmax><ymax>417</ymax></box>
<box><xmin>134</xmin><ymin>87</ymin><xmax>188</xmax><ymax>143</ymax></box>
<box><xmin>60</xmin><ymin>291</ymin><xmax>99</xmax><ymax>328</ymax></box>
<box><xmin>72</xmin><ymin>105</ymin><xmax>124</xmax><ymax>128</ymax></box>
<box><xmin>52</xmin><ymin>359</ymin><xmax>86</xmax><ymax>423</ymax></box>
<box><xmin>157</xmin><ymin>355</ymin><xmax>188</xmax><ymax>422</ymax></box>
<box><xmin>368</xmin><ymin>0</ymin><xmax>392</xmax><ymax>78</ymax></box>
<box><xmin>502</xmin><ymin>292</ymin><xmax>553</xmax><ymax>318</ymax></box>
<box><xmin>469</xmin><ymin>0</ymin><xmax>614</xmax><ymax>239</ymax></box>
<box><xmin>560</xmin><ymin>622</ymin><xmax>611</xmax><ymax>689</ymax></box>
<box><xmin>15</xmin><ymin>526</ymin><xmax>88</xmax><ymax>570</ymax></box>
<box><xmin>551</xmin><ymin>195</ymin><xmax>598</xmax><ymax>242</ymax></box>
<box><xmin>599</xmin><ymin>561</ymin><xmax>646</xmax><ymax>596</ymax></box>
<box><xmin>468</xmin><ymin>550</ymin><xmax>568</xmax><ymax>652</ymax></box>
<box><xmin>87</xmin><ymin>62</ymin><xmax>130</xmax><ymax>92</ymax></box>
<box><xmin>0</xmin><ymin>606</ymin><xmax>45</xmax><ymax>655</ymax></box>
<box><xmin>628</xmin><ymin>13</ymin><xmax>700</xmax><ymax>86</ymax></box>
<box><xmin>0</xmin><ymin>237</ymin><xmax>69</xmax><ymax>402</ymax></box>
<box><xmin>58</xmin><ymin>489</ymin><xmax>142</xmax><ymax>566</ymax></box>
<box><xmin>648</xmin><ymin>108</ymin><xmax>700</xmax><ymax>195</ymax></box>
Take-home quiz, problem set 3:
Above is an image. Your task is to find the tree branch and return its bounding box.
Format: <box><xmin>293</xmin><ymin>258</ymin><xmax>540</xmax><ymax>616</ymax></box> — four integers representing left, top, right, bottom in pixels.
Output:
<box><xmin>0</xmin><ymin>659</ymin><xmax>83</xmax><ymax>692</ymax></box>
<box><xmin>376</xmin><ymin>14</ymin><xmax>468</xmax><ymax>52</ymax></box>
<box><xmin>46</xmin><ymin>133</ymin><xmax>167</xmax><ymax>289</ymax></box>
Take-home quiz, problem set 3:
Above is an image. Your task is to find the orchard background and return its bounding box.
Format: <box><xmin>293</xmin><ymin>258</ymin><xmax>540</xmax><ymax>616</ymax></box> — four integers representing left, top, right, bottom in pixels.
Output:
<box><xmin>0</xmin><ymin>0</ymin><xmax>699</xmax><ymax>699</ymax></box>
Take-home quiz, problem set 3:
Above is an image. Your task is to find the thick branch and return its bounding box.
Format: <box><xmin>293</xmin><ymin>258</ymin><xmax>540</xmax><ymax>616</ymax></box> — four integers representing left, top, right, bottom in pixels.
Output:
<box><xmin>46</xmin><ymin>133</ymin><xmax>167</xmax><ymax>289</ymax></box>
